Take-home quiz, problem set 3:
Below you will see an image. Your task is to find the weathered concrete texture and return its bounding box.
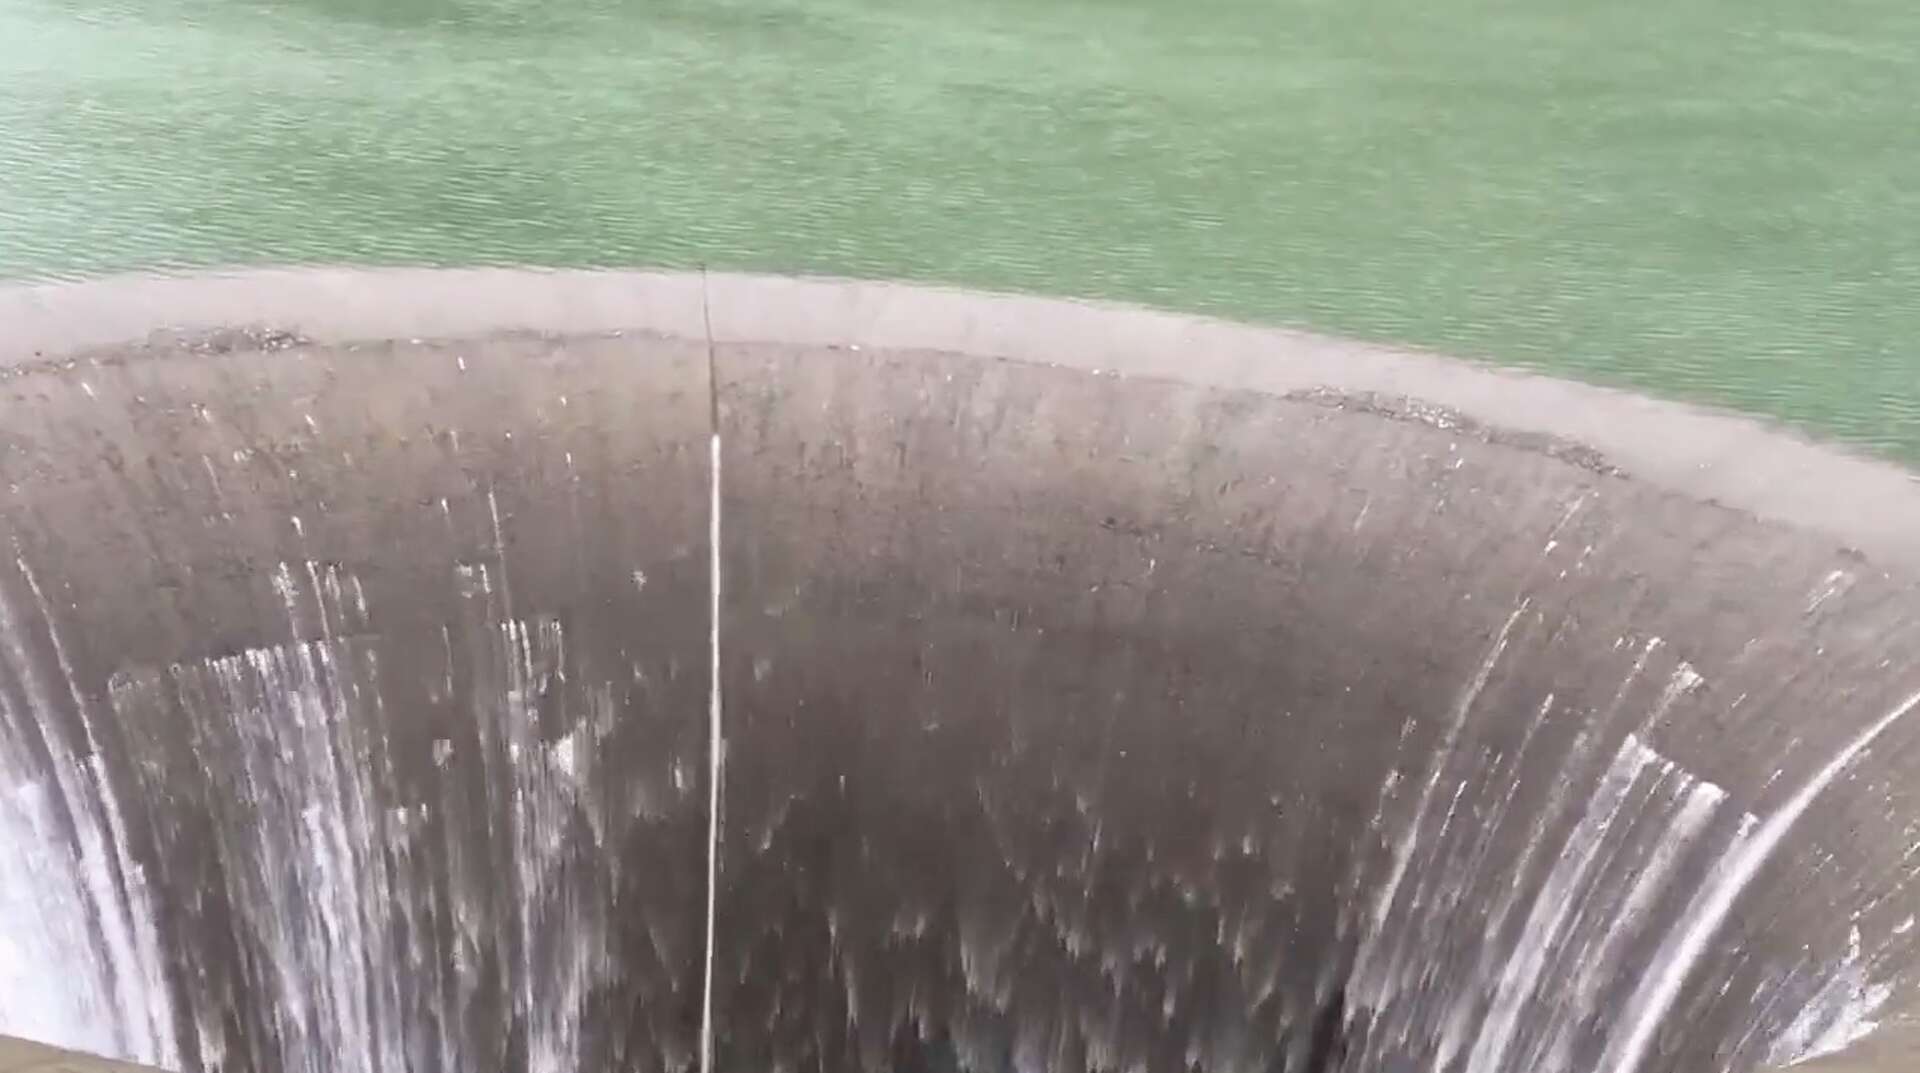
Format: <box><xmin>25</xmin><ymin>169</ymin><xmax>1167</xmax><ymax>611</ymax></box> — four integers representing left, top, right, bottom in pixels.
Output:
<box><xmin>0</xmin><ymin>270</ymin><xmax>1918</xmax><ymax>1073</ymax></box>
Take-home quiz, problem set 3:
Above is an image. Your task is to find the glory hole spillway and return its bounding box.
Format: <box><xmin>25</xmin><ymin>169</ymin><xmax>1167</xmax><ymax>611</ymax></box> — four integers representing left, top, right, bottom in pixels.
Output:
<box><xmin>1</xmin><ymin>269</ymin><xmax>1919</xmax><ymax>1073</ymax></box>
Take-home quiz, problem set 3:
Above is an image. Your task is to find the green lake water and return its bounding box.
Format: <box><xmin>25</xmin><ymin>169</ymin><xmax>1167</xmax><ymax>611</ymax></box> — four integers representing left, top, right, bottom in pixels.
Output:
<box><xmin>3</xmin><ymin>0</ymin><xmax>1917</xmax><ymax>461</ymax></box>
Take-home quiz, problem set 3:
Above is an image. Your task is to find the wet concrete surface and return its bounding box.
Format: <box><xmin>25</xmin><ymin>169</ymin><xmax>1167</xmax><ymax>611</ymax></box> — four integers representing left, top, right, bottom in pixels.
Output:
<box><xmin>0</xmin><ymin>1037</ymin><xmax>160</xmax><ymax>1072</ymax></box>
<box><xmin>0</xmin><ymin>271</ymin><xmax>1917</xmax><ymax>1073</ymax></box>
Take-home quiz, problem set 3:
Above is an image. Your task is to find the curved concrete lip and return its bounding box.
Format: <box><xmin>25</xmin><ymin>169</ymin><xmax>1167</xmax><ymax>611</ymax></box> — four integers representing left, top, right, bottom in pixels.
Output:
<box><xmin>4</xmin><ymin>266</ymin><xmax>1918</xmax><ymax>576</ymax></box>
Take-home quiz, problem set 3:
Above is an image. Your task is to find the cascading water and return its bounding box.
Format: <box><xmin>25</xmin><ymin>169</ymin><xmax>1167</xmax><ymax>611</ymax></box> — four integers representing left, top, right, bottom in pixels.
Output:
<box><xmin>1339</xmin><ymin>615</ymin><xmax>1918</xmax><ymax>1073</ymax></box>
<box><xmin>1</xmin><ymin>270</ymin><xmax>1917</xmax><ymax>1073</ymax></box>
<box><xmin>0</xmin><ymin>575</ymin><xmax>178</xmax><ymax>1068</ymax></box>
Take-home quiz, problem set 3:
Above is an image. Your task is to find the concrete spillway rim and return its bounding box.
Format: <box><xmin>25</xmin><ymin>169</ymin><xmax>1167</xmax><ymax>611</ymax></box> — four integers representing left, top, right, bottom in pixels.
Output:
<box><xmin>0</xmin><ymin>266</ymin><xmax>1918</xmax><ymax>1068</ymax></box>
<box><xmin>2</xmin><ymin>265</ymin><xmax>1918</xmax><ymax>577</ymax></box>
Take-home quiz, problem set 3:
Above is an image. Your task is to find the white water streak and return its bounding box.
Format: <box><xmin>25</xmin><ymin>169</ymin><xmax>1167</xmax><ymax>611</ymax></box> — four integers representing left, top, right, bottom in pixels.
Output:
<box><xmin>1465</xmin><ymin>734</ymin><xmax>1663</xmax><ymax>1073</ymax></box>
<box><xmin>1452</xmin><ymin>733</ymin><xmax>1734</xmax><ymax>1073</ymax></box>
<box><xmin>1543</xmin><ymin>765</ymin><xmax>1725</xmax><ymax>1068</ymax></box>
<box><xmin>500</xmin><ymin>616</ymin><xmax>602</xmax><ymax>1073</ymax></box>
<box><xmin>1765</xmin><ymin>926</ymin><xmax>1894</xmax><ymax>1067</ymax></box>
<box><xmin>192</xmin><ymin>638</ymin><xmax>401</xmax><ymax>1073</ymax></box>
<box><xmin>0</xmin><ymin>573</ymin><xmax>178</xmax><ymax>1067</ymax></box>
<box><xmin>146</xmin><ymin>560</ymin><xmax>610</xmax><ymax>1073</ymax></box>
<box><xmin>1355</xmin><ymin>602</ymin><xmax>1527</xmax><ymax>998</ymax></box>
<box><xmin>1601</xmin><ymin>687</ymin><xmax>1920</xmax><ymax>1073</ymax></box>
<box><xmin>699</xmin><ymin>432</ymin><xmax>724</xmax><ymax>1073</ymax></box>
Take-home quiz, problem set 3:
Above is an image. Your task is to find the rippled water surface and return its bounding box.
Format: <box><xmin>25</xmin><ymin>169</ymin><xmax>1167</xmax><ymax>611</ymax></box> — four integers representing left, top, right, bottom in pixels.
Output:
<box><xmin>3</xmin><ymin>0</ymin><xmax>1917</xmax><ymax>460</ymax></box>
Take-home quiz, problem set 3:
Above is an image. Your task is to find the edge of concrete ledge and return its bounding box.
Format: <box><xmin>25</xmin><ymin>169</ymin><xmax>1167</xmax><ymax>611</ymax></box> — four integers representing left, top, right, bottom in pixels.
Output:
<box><xmin>4</xmin><ymin>266</ymin><xmax>1918</xmax><ymax>577</ymax></box>
<box><xmin>0</xmin><ymin>266</ymin><xmax>710</xmax><ymax>350</ymax></box>
<box><xmin>0</xmin><ymin>1036</ymin><xmax>158</xmax><ymax>1073</ymax></box>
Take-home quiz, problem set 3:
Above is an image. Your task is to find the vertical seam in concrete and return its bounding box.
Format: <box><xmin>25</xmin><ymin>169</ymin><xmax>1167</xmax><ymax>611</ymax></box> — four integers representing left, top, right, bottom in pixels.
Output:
<box><xmin>698</xmin><ymin>270</ymin><xmax>723</xmax><ymax>1073</ymax></box>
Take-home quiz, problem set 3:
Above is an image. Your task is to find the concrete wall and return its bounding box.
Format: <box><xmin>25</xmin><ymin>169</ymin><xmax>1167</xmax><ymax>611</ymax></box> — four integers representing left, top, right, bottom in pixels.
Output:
<box><xmin>0</xmin><ymin>270</ymin><xmax>1915</xmax><ymax>1073</ymax></box>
